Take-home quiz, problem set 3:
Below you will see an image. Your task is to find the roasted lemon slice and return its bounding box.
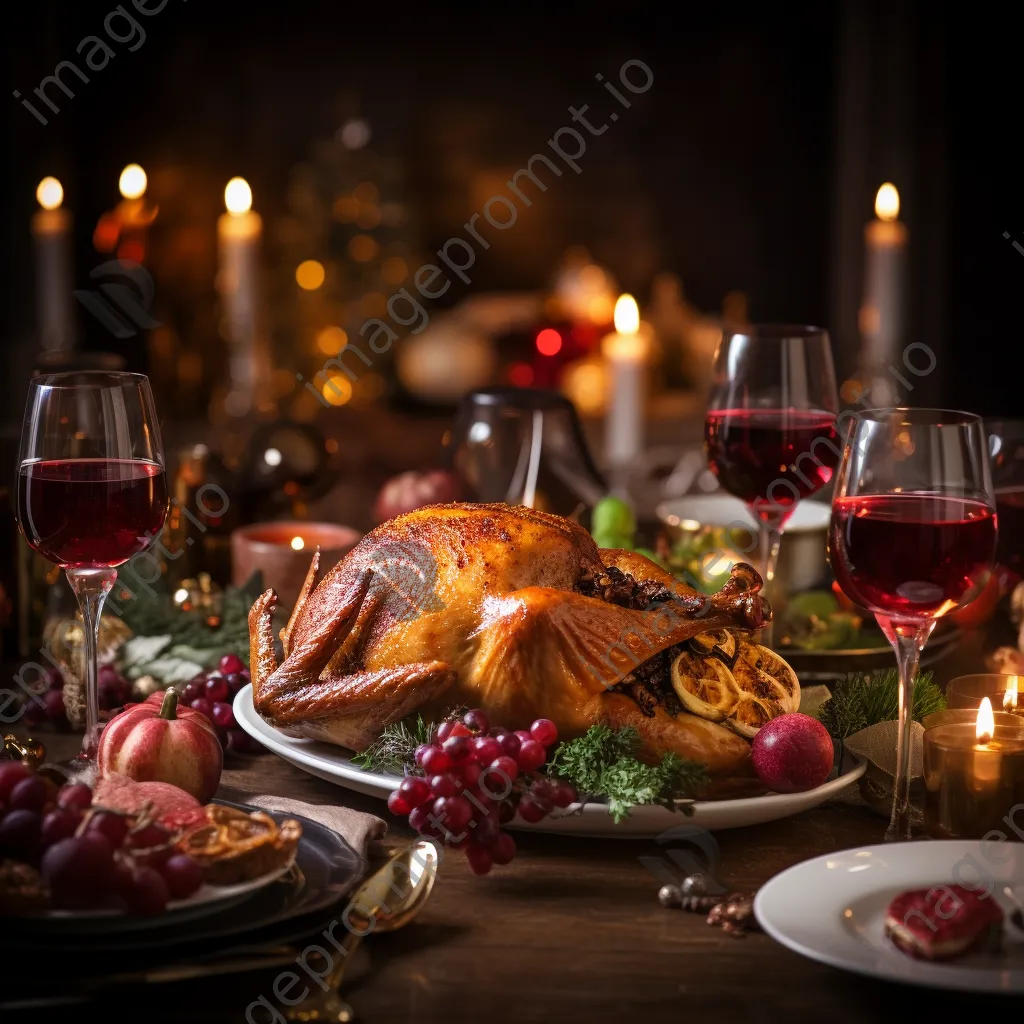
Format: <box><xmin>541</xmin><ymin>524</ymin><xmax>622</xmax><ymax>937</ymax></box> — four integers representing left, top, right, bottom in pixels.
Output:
<box><xmin>688</xmin><ymin>628</ymin><xmax>737</xmax><ymax>662</ymax></box>
<box><xmin>671</xmin><ymin>650</ymin><xmax>740</xmax><ymax>722</ymax></box>
<box><xmin>730</xmin><ymin>641</ymin><xmax>800</xmax><ymax>713</ymax></box>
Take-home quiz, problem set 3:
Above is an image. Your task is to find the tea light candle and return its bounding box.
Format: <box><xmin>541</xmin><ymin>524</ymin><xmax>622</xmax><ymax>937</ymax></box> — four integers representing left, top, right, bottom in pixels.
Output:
<box><xmin>602</xmin><ymin>294</ymin><xmax>650</xmax><ymax>466</ymax></box>
<box><xmin>945</xmin><ymin>673</ymin><xmax>1024</xmax><ymax>717</ymax></box>
<box><xmin>231</xmin><ymin>521</ymin><xmax>360</xmax><ymax>612</ymax></box>
<box><xmin>923</xmin><ymin>697</ymin><xmax>1024</xmax><ymax>839</ymax></box>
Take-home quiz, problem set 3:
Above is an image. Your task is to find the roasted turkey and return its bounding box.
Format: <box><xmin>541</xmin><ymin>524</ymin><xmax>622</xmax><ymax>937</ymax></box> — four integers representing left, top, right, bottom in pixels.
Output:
<box><xmin>249</xmin><ymin>503</ymin><xmax>771</xmax><ymax>773</ymax></box>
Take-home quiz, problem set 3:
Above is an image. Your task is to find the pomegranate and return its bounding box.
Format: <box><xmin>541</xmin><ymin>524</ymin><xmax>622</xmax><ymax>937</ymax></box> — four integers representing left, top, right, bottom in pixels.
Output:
<box><xmin>98</xmin><ymin>690</ymin><xmax>223</xmax><ymax>803</ymax></box>
<box><xmin>751</xmin><ymin>713</ymin><xmax>834</xmax><ymax>793</ymax></box>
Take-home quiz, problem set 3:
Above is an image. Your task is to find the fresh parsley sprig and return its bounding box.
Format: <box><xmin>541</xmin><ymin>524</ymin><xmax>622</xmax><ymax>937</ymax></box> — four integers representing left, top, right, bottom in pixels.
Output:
<box><xmin>547</xmin><ymin>724</ymin><xmax>709</xmax><ymax>823</ymax></box>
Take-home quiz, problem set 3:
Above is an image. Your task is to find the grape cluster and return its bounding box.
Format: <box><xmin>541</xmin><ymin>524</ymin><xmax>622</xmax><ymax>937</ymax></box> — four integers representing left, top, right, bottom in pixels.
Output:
<box><xmin>386</xmin><ymin>710</ymin><xmax>576</xmax><ymax>875</ymax></box>
<box><xmin>180</xmin><ymin>654</ymin><xmax>264</xmax><ymax>755</ymax></box>
<box><xmin>21</xmin><ymin>665</ymin><xmax>135</xmax><ymax>729</ymax></box>
<box><xmin>0</xmin><ymin>760</ymin><xmax>204</xmax><ymax>915</ymax></box>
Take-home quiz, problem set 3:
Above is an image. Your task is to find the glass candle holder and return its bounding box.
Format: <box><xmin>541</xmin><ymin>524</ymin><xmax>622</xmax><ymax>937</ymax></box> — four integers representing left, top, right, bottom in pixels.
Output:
<box><xmin>946</xmin><ymin>673</ymin><xmax>1023</xmax><ymax>716</ymax></box>
<box><xmin>923</xmin><ymin>716</ymin><xmax>1024</xmax><ymax>839</ymax></box>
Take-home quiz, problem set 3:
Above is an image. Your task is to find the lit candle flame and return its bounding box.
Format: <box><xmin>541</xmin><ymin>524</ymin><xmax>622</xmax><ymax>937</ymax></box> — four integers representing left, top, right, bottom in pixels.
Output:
<box><xmin>976</xmin><ymin>696</ymin><xmax>995</xmax><ymax>744</ymax></box>
<box><xmin>1004</xmin><ymin>676</ymin><xmax>1019</xmax><ymax>711</ymax></box>
<box><xmin>875</xmin><ymin>183</ymin><xmax>900</xmax><ymax>222</ymax></box>
<box><xmin>224</xmin><ymin>177</ymin><xmax>253</xmax><ymax>216</ymax></box>
<box><xmin>36</xmin><ymin>177</ymin><xmax>64</xmax><ymax>211</ymax></box>
<box><xmin>173</xmin><ymin>587</ymin><xmax>190</xmax><ymax>604</ymax></box>
<box><xmin>119</xmin><ymin>163</ymin><xmax>147</xmax><ymax>200</ymax></box>
<box><xmin>290</xmin><ymin>536</ymin><xmax>305</xmax><ymax>551</ymax></box>
<box><xmin>613</xmin><ymin>294</ymin><xmax>639</xmax><ymax>335</ymax></box>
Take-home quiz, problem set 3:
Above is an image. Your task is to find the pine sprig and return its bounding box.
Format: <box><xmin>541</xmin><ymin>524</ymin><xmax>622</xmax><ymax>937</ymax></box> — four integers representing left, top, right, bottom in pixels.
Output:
<box><xmin>547</xmin><ymin>725</ymin><xmax>709</xmax><ymax>822</ymax></box>
<box><xmin>351</xmin><ymin>714</ymin><xmax>432</xmax><ymax>775</ymax></box>
<box><xmin>818</xmin><ymin>669</ymin><xmax>946</xmax><ymax>740</ymax></box>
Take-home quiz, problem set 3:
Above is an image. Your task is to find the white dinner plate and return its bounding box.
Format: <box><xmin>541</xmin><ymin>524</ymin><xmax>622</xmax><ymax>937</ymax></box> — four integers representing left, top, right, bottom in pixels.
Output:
<box><xmin>755</xmin><ymin>840</ymin><xmax>1024</xmax><ymax>992</ymax></box>
<box><xmin>21</xmin><ymin>852</ymin><xmax>295</xmax><ymax>933</ymax></box>
<box><xmin>234</xmin><ymin>684</ymin><xmax>865</xmax><ymax>837</ymax></box>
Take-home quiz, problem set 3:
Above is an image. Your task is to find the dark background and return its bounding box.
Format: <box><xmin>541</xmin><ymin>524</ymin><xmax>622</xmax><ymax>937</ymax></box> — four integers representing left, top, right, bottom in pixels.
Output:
<box><xmin>1</xmin><ymin>0</ymin><xmax>1020</xmax><ymax>424</ymax></box>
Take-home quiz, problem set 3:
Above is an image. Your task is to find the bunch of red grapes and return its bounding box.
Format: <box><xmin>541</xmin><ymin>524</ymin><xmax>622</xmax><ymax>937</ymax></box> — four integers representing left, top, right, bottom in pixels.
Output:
<box><xmin>387</xmin><ymin>709</ymin><xmax>577</xmax><ymax>875</ymax></box>
<box><xmin>20</xmin><ymin>665</ymin><xmax>133</xmax><ymax>728</ymax></box>
<box><xmin>180</xmin><ymin>654</ymin><xmax>264</xmax><ymax>755</ymax></box>
<box><xmin>0</xmin><ymin>760</ymin><xmax>204</xmax><ymax>915</ymax></box>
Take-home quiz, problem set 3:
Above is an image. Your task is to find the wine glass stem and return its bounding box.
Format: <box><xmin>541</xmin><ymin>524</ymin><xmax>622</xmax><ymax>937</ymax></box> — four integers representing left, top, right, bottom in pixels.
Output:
<box><xmin>886</xmin><ymin>625</ymin><xmax>929</xmax><ymax>842</ymax></box>
<box><xmin>758</xmin><ymin>525</ymin><xmax>782</xmax><ymax>647</ymax></box>
<box><xmin>66</xmin><ymin>567</ymin><xmax>118</xmax><ymax>755</ymax></box>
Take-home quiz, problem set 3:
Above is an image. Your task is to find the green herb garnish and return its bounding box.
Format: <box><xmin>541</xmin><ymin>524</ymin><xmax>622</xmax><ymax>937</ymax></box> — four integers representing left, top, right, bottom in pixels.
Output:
<box><xmin>817</xmin><ymin>669</ymin><xmax>946</xmax><ymax>740</ymax></box>
<box><xmin>352</xmin><ymin>714</ymin><xmax>433</xmax><ymax>775</ymax></box>
<box><xmin>547</xmin><ymin>724</ymin><xmax>709</xmax><ymax>822</ymax></box>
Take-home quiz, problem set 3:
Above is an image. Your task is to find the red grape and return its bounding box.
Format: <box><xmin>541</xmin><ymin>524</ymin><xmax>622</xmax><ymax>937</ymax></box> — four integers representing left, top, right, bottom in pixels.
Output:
<box><xmin>530</xmin><ymin>779</ymin><xmax>556</xmax><ymax>802</ymax></box>
<box><xmin>472</xmin><ymin>814</ymin><xmax>500</xmax><ymax>848</ymax></box>
<box><xmin>9</xmin><ymin>775</ymin><xmax>54</xmax><ymax>813</ymax></box>
<box><xmin>189</xmin><ymin>697</ymin><xmax>214</xmax><ymax>720</ymax></box>
<box><xmin>497</xmin><ymin>733</ymin><xmax>521</xmax><ymax>759</ymax></box>
<box><xmin>413</xmin><ymin>744</ymin><xmax>432</xmax><ymax>767</ymax></box>
<box><xmin>160</xmin><ymin>854</ymin><xmax>203</xmax><ymax>900</ymax></box>
<box><xmin>421</xmin><ymin>747</ymin><xmax>450</xmax><ymax>775</ymax></box>
<box><xmin>489</xmin><ymin>726</ymin><xmax>509</xmax><ymax>740</ymax></box>
<box><xmin>429</xmin><ymin>774</ymin><xmax>456</xmax><ymax>799</ymax></box>
<box><xmin>57</xmin><ymin>783</ymin><xmax>92</xmax><ymax>813</ymax></box>
<box><xmin>41</xmin><ymin>808</ymin><xmax>82</xmax><ymax>848</ymax></box>
<box><xmin>517</xmin><ymin>740</ymin><xmax>547</xmax><ymax>773</ymax></box>
<box><xmin>44</xmin><ymin>688</ymin><xmax>66</xmax><ymax>721</ymax></box>
<box><xmin>530</xmin><ymin>719</ymin><xmax>558</xmax><ymax>747</ymax></box>
<box><xmin>456</xmin><ymin>761</ymin><xmax>481</xmax><ymax>789</ymax></box>
<box><xmin>182</xmin><ymin>678</ymin><xmax>205</xmax><ymax>704</ymax></box>
<box><xmin>211</xmin><ymin>702</ymin><xmax>236</xmax><ymax>728</ymax></box>
<box><xmin>223</xmin><ymin>673</ymin><xmax>245</xmax><ymax>696</ymax></box>
<box><xmin>0</xmin><ymin>761</ymin><xmax>32</xmax><ymax>801</ymax></box>
<box><xmin>514</xmin><ymin>729</ymin><xmax>532</xmax><ymax>745</ymax></box>
<box><xmin>433</xmin><ymin>795</ymin><xmax>472</xmax><ymax>833</ymax></box>
<box><xmin>492</xmin><ymin>832</ymin><xmax>516</xmax><ymax>865</ymax></box>
<box><xmin>387</xmin><ymin>790</ymin><xmax>411</xmax><ymax>816</ymax></box>
<box><xmin>482</xmin><ymin>758</ymin><xmax>518</xmax><ymax>799</ymax></box>
<box><xmin>528</xmin><ymin>789</ymin><xmax>553</xmax><ymax>814</ymax></box>
<box><xmin>436</xmin><ymin>721</ymin><xmax>455</xmax><ymax>743</ymax></box>
<box><xmin>22</xmin><ymin>700</ymin><xmax>47</xmax><ymax>727</ymax></box>
<box><xmin>464</xmin><ymin>787</ymin><xmax>494</xmax><ymax>814</ymax></box>
<box><xmin>41</xmin><ymin>833</ymin><xmax>115</xmax><ymax>908</ymax></box>
<box><xmin>204</xmin><ymin>677</ymin><xmax>229</xmax><ymax>703</ymax></box>
<box><xmin>226</xmin><ymin>729</ymin><xmax>261</xmax><ymax>754</ymax></box>
<box><xmin>442</xmin><ymin>735</ymin><xmax>471</xmax><ymax>765</ymax></box>
<box><xmin>122</xmin><ymin>865</ymin><xmax>170</xmax><ymax>915</ymax></box>
<box><xmin>465</xmin><ymin>842</ymin><xmax>493</xmax><ymax>875</ymax></box>
<box><xmin>407</xmin><ymin>805</ymin><xmax>434</xmax><ymax>835</ymax></box>
<box><xmin>398</xmin><ymin>776</ymin><xmax>431</xmax><ymax>808</ymax></box>
<box><xmin>516</xmin><ymin>796</ymin><xmax>547</xmax><ymax>823</ymax></box>
<box><xmin>87</xmin><ymin>810</ymin><xmax>130</xmax><ymax>848</ymax></box>
<box><xmin>98</xmin><ymin>664</ymin><xmax>120</xmax><ymax>687</ymax></box>
<box><xmin>219</xmin><ymin>654</ymin><xmax>245</xmax><ymax>675</ymax></box>
<box><xmin>471</xmin><ymin>736</ymin><xmax>500</xmax><ymax>766</ymax></box>
<box><xmin>463</xmin><ymin>709</ymin><xmax>490</xmax><ymax>734</ymax></box>
<box><xmin>0</xmin><ymin>809</ymin><xmax>42</xmax><ymax>861</ymax></box>
<box><xmin>240</xmin><ymin>668</ymin><xmax>251</xmax><ymax>682</ymax></box>
<box><xmin>127</xmin><ymin>822</ymin><xmax>171</xmax><ymax>850</ymax></box>
<box><xmin>551</xmin><ymin>781</ymin><xmax>578</xmax><ymax>808</ymax></box>
<box><xmin>497</xmin><ymin>799</ymin><xmax>516</xmax><ymax>824</ymax></box>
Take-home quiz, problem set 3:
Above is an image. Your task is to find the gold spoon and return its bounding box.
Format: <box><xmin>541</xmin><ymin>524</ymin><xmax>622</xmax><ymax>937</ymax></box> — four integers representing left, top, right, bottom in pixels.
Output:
<box><xmin>286</xmin><ymin>839</ymin><xmax>440</xmax><ymax>1023</ymax></box>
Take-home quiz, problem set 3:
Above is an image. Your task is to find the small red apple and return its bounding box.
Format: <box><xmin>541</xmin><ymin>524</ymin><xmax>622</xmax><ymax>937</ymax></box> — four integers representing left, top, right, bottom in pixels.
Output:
<box><xmin>751</xmin><ymin>713</ymin><xmax>834</xmax><ymax>793</ymax></box>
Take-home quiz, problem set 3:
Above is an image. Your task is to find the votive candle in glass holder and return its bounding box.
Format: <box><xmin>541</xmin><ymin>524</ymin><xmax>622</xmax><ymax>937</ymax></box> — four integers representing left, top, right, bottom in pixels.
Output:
<box><xmin>923</xmin><ymin>698</ymin><xmax>1024</xmax><ymax>839</ymax></box>
<box><xmin>946</xmin><ymin>673</ymin><xmax>1024</xmax><ymax>717</ymax></box>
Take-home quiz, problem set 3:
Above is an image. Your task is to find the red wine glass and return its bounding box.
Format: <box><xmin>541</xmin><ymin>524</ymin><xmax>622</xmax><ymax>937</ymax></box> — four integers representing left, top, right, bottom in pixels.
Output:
<box><xmin>829</xmin><ymin>408</ymin><xmax>997</xmax><ymax>840</ymax></box>
<box><xmin>704</xmin><ymin>325</ymin><xmax>840</xmax><ymax>634</ymax></box>
<box><xmin>15</xmin><ymin>372</ymin><xmax>168</xmax><ymax>758</ymax></box>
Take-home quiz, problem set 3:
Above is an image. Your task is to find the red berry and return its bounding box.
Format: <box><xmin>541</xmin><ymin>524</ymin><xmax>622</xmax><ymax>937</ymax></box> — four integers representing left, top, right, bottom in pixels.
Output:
<box><xmin>429</xmin><ymin>774</ymin><xmax>456</xmax><ymax>799</ymax></box>
<box><xmin>88</xmin><ymin>810</ymin><xmax>130</xmax><ymax>848</ymax></box>
<box><xmin>387</xmin><ymin>790</ymin><xmax>412</xmax><ymax>816</ymax></box>
<box><xmin>160</xmin><ymin>854</ymin><xmax>204</xmax><ymax>900</ymax></box>
<box><xmin>189</xmin><ymin>697</ymin><xmax>214</xmax><ymax>720</ymax></box>
<box><xmin>497</xmin><ymin>799</ymin><xmax>516</xmax><ymax>824</ymax></box>
<box><xmin>436</xmin><ymin>721</ymin><xmax>455</xmax><ymax>743</ymax></box>
<box><xmin>517</xmin><ymin>740</ymin><xmax>547</xmax><ymax>773</ymax></box>
<box><xmin>551</xmin><ymin>781</ymin><xmax>578</xmax><ymax>808</ymax></box>
<box><xmin>44</xmin><ymin>688</ymin><xmax>67</xmax><ymax>721</ymax></box>
<box><xmin>42</xmin><ymin>833</ymin><xmax>115</xmax><ymax>908</ymax></box>
<box><xmin>182</xmin><ymin>679</ymin><xmax>205</xmax><ymax>704</ymax></box>
<box><xmin>472</xmin><ymin>814</ymin><xmax>501</xmax><ymax>848</ymax></box>
<box><xmin>0</xmin><ymin>761</ymin><xmax>32</xmax><ymax>801</ymax></box>
<box><xmin>420</xmin><ymin>747</ymin><xmax>451</xmax><ymax>775</ymax></box>
<box><xmin>516</xmin><ymin>796</ymin><xmax>547</xmax><ymax>823</ymax></box>
<box><xmin>481</xmin><ymin>758</ymin><xmax>518</xmax><ymax>800</ymax></box>
<box><xmin>462</xmin><ymin>709</ymin><xmax>490</xmax><ymax>734</ymax></box>
<box><xmin>211</xmin><ymin>702</ymin><xmax>235</xmax><ymax>728</ymax></box>
<box><xmin>498</xmin><ymin>733</ymin><xmax>521</xmax><ymax>759</ymax></box>
<box><xmin>413</xmin><ymin>744</ymin><xmax>432</xmax><ymax>767</ymax></box>
<box><xmin>127</xmin><ymin>822</ymin><xmax>171</xmax><ymax>850</ymax></box>
<box><xmin>514</xmin><ymin>729</ymin><xmax>532</xmax><ymax>745</ymax></box>
<box><xmin>41</xmin><ymin>808</ymin><xmax>82</xmax><ymax>848</ymax></box>
<box><xmin>205</xmin><ymin>677</ymin><xmax>229</xmax><ymax>703</ymax></box>
<box><xmin>465</xmin><ymin>842</ymin><xmax>493</xmax><ymax>875</ymax></box>
<box><xmin>407</xmin><ymin>805</ymin><xmax>435</xmax><ymax>835</ymax></box>
<box><xmin>398</xmin><ymin>776</ymin><xmax>432</xmax><ymax>808</ymax></box>
<box><xmin>433</xmin><ymin>795</ymin><xmax>472</xmax><ymax>833</ymax></box>
<box><xmin>471</xmin><ymin>736</ymin><xmax>501</xmax><ymax>766</ymax></box>
<box><xmin>0</xmin><ymin>809</ymin><xmax>42</xmax><ymax>861</ymax></box>
<box><xmin>123</xmin><ymin>865</ymin><xmax>170</xmax><ymax>915</ymax></box>
<box><xmin>530</xmin><ymin>719</ymin><xmax>558</xmax><ymax>747</ymax></box>
<box><xmin>492</xmin><ymin>832</ymin><xmax>516</xmax><ymax>865</ymax></box>
<box><xmin>9</xmin><ymin>775</ymin><xmax>53</xmax><ymax>813</ymax></box>
<box><xmin>224</xmin><ymin>673</ymin><xmax>245</xmax><ymax>695</ymax></box>
<box><xmin>57</xmin><ymin>783</ymin><xmax>92</xmax><ymax>813</ymax></box>
<box><xmin>22</xmin><ymin>700</ymin><xmax>47</xmax><ymax>727</ymax></box>
<box><xmin>488</xmin><ymin>726</ymin><xmax>509</xmax><ymax>740</ymax></box>
<box><xmin>219</xmin><ymin>654</ymin><xmax>245</xmax><ymax>676</ymax></box>
<box><xmin>455</xmin><ymin>761</ymin><xmax>481</xmax><ymax>789</ymax></box>
<box><xmin>442</xmin><ymin>735</ymin><xmax>471</xmax><ymax>764</ymax></box>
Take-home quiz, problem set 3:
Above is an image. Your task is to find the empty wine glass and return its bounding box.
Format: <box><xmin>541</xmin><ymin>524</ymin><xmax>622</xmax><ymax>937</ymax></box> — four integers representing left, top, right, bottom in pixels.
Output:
<box><xmin>15</xmin><ymin>372</ymin><xmax>168</xmax><ymax>759</ymax></box>
<box><xmin>829</xmin><ymin>409</ymin><xmax>997</xmax><ymax>840</ymax></box>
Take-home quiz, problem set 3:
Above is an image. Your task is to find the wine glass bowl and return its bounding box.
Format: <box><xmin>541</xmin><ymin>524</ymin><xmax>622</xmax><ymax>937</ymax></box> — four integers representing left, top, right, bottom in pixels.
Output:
<box><xmin>828</xmin><ymin>407</ymin><xmax>997</xmax><ymax>840</ymax></box>
<box><xmin>15</xmin><ymin>372</ymin><xmax>167</xmax><ymax>757</ymax></box>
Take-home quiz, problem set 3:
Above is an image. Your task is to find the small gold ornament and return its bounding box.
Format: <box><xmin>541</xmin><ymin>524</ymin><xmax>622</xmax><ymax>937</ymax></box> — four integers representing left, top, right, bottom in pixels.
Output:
<box><xmin>2</xmin><ymin>734</ymin><xmax>46</xmax><ymax>770</ymax></box>
<box><xmin>131</xmin><ymin>675</ymin><xmax>165</xmax><ymax>701</ymax></box>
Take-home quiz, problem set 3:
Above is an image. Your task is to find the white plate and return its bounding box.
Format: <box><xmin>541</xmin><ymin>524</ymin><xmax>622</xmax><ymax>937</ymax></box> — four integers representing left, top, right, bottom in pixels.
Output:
<box><xmin>234</xmin><ymin>685</ymin><xmax>865</xmax><ymax>837</ymax></box>
<box><xmin>755</xmin><ymin>840</ymin><xmax>1024</xmax><ymax>992</ymax></box>
<box><xmin>23</xmin><ymin>852</ymin><xmax>295</xmax><ymax>934</ymax></box>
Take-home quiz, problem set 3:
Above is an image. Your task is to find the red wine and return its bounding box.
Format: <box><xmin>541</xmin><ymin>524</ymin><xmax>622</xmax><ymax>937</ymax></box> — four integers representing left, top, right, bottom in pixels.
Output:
<box><xmin>830</xmin><ymin>494</ymin><xmax>997</xmax><ymax>619</ymax></box>
<box><xmin>704</xmin><ymin>409</ymin><xmax>840</xmax><ymax>526</ymax></box>
<box><xmin>18</xmin><ymin>459</ymin><xmax>168</xmax><ymax>568</ymax></box>
<box><xmin>995</xmin><ymin>487</ymin><xmax>1024</xmax><ymax>576</ymax></box>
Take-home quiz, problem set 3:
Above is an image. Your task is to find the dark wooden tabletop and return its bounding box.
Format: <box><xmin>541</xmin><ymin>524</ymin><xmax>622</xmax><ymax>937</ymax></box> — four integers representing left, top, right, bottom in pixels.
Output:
<box><xmin>6</xmin><ymin>626</ymin><xmax>1022</xmax><ymax>1024</ymax></box>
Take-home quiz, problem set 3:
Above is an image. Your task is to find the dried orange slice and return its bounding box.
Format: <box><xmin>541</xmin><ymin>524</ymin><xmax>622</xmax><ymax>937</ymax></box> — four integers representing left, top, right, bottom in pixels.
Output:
<box><xmin>670</xmin><ymin>650</ymin><xmax>740</xmax><ymax>722</ymax></box>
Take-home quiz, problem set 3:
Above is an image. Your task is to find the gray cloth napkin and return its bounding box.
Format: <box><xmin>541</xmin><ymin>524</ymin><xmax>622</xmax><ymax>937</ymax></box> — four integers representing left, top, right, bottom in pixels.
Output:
<box><xmin>219</xmin><ymin>789</ymin><xmax>388</xmax><ymax>859</ymax></box>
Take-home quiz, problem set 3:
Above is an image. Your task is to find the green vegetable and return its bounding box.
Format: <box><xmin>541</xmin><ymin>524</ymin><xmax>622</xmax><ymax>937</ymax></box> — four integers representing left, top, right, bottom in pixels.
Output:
<box><xmin>547</xmin><ymin>724</ymin><xmax>709</xmax><ymax>822</ymax></box>
<box><xmin>592</xmin><ymin>532</ymin><xmax>633</xmax><ymax>551</ymax></box>
<box><xmin>592</xmin><ymin>497</ymin><xmax>636</xmax><ymax>544</ymax></box>
<box><xmin>817</xmin><ymin>669</ymin><xmax>947</xmax><ymax>740</ymax></box>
